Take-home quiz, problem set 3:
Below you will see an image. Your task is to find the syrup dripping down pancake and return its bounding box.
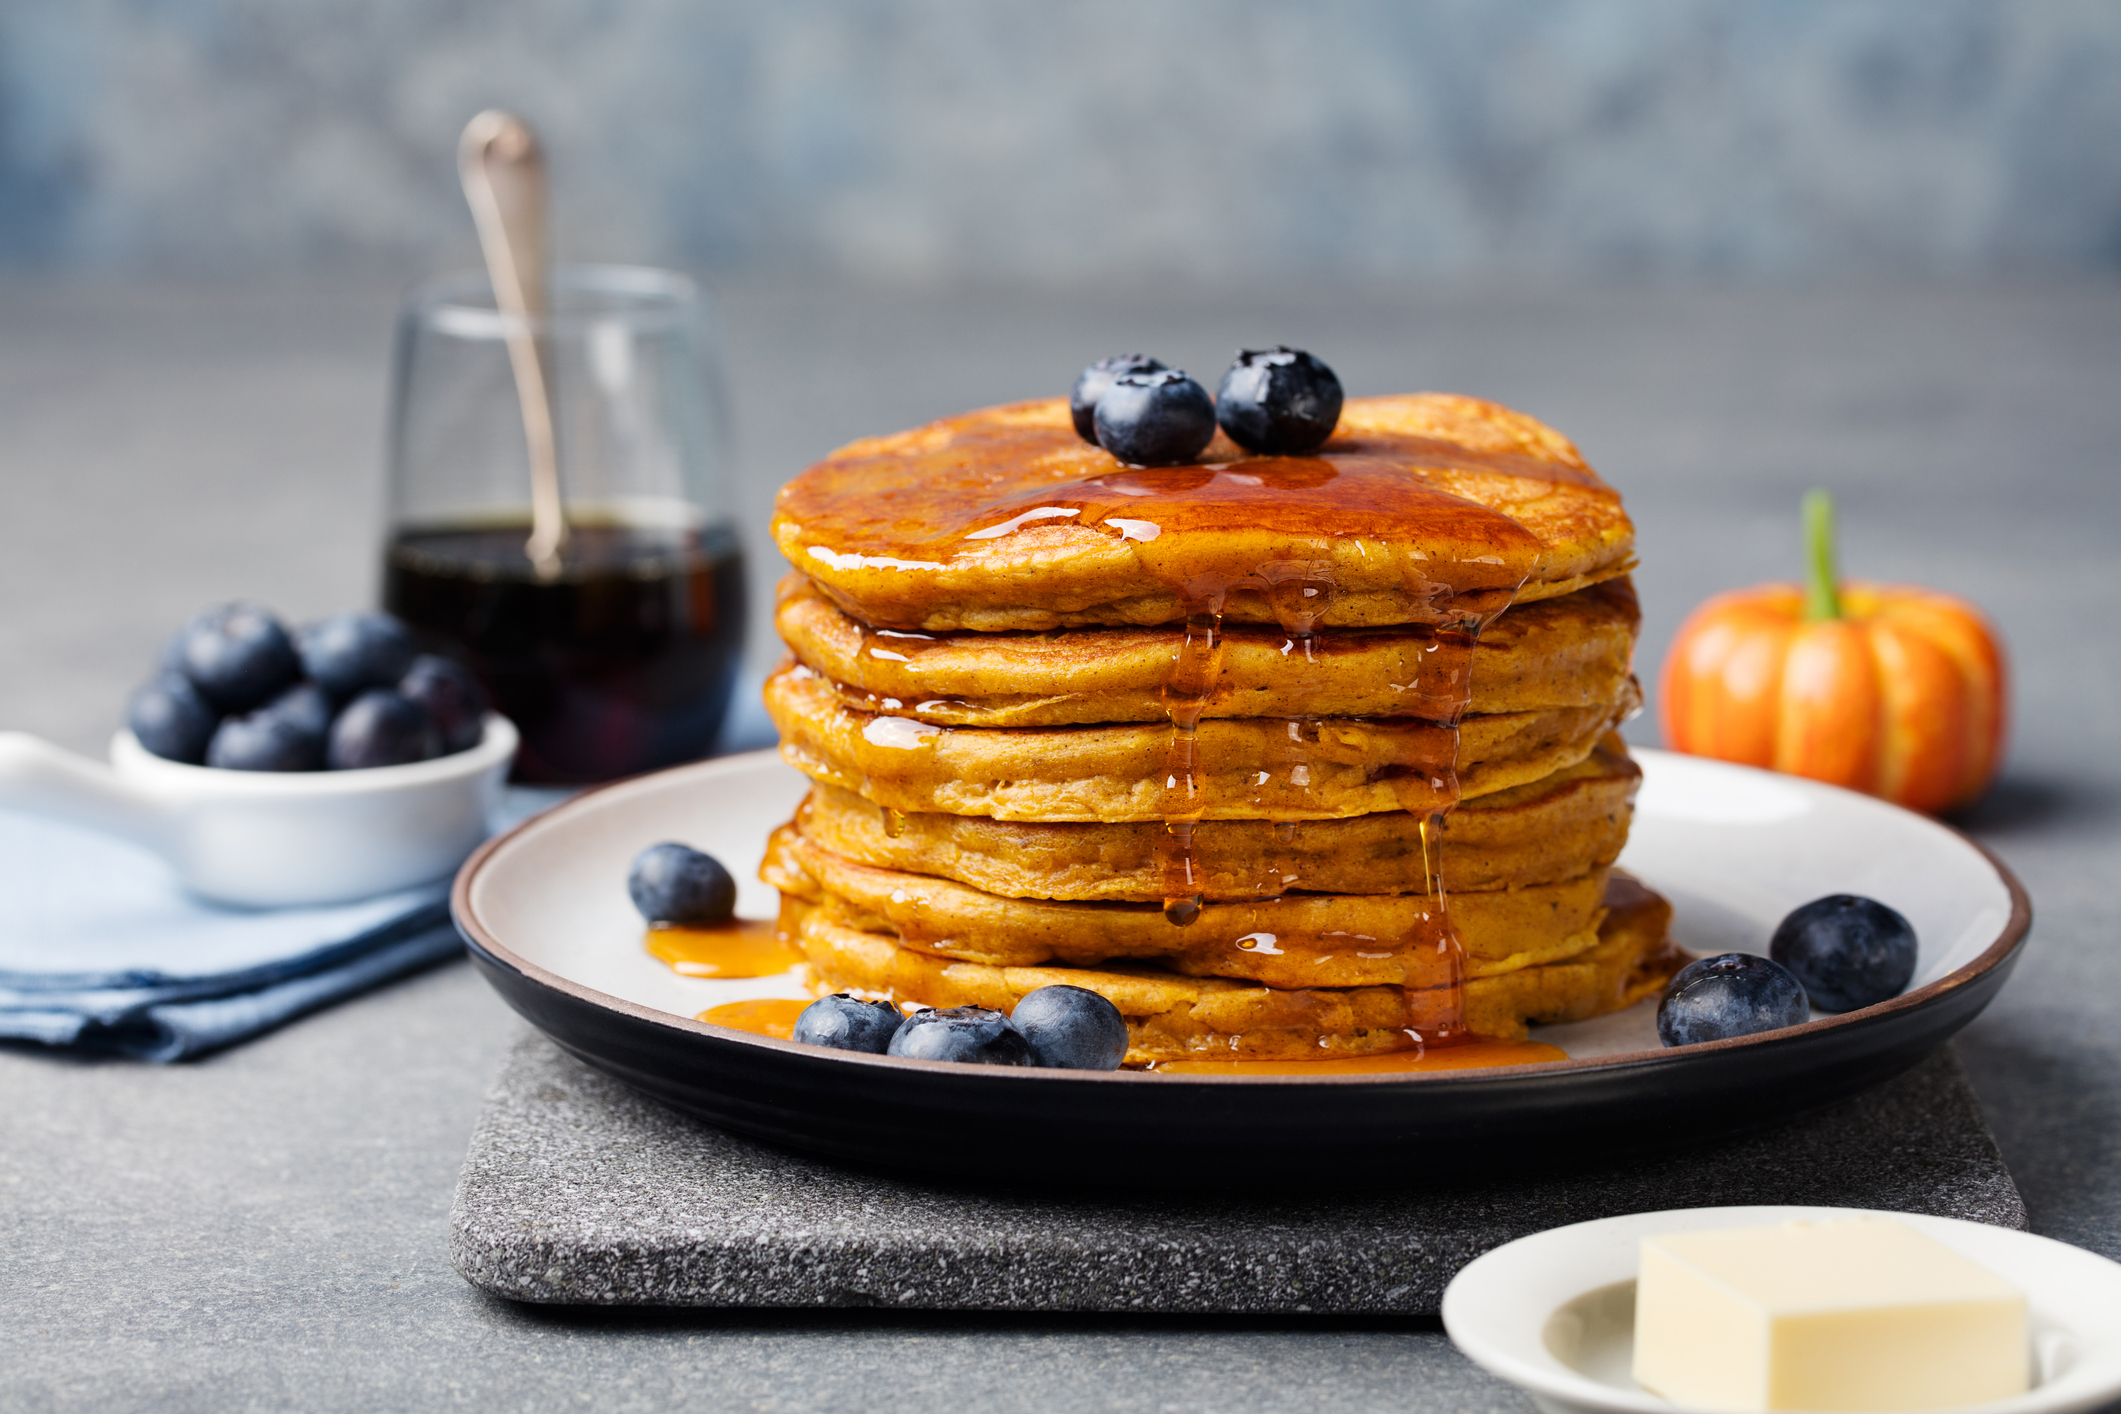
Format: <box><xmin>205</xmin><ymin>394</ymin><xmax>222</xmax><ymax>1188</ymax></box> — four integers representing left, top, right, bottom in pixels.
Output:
<box><xmin>777</xmin><ymin>574</ymin><xmax>1639</xmax><ymax>728</ymax></box>
<box><xmin>763</xmin><ymin>822</ymin><xmax>1612</xmax><ymax>989</ymax></box>
<box><xmin>793</xmin><ymin>736</ymin><xmax>1640</xmax><ymax>903</ymax></box>
<box><xmin>790</xmin><ymin>874</ymin><xmax>1680</xmax><ymax>1063</ymax></box>
<box><xmin>766</xmin><ymin>661</ymin><xmax>1640</xmax><ymax>823</ymax></box>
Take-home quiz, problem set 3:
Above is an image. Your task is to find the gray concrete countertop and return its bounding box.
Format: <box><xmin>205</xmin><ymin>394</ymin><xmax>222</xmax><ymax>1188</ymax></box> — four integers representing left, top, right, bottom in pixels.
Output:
<box><xmin>4</xmin><ymin>275</ymin><xmax>2118</xmax><ymax>1412</ymax></box>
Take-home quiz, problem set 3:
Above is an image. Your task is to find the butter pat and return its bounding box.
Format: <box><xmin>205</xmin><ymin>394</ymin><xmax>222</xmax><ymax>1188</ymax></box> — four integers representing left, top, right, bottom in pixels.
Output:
<box><xmin>1632</xmin><ymin>1218</ymin><xmax>2027</xmax><ymax>1411</ymax></box>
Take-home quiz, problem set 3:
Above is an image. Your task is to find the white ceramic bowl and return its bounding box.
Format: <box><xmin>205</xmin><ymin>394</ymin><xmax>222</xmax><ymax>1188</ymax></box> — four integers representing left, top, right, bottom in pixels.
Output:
<box><xmin>1442</xmin><ymin>1206</ymin><xmax>2121</xmax><ymax>1414</ymax></box>
<box><xmin>0</xmin><ymin>717</ymin><xmax>516</xmax><ymax>907</ymax></box>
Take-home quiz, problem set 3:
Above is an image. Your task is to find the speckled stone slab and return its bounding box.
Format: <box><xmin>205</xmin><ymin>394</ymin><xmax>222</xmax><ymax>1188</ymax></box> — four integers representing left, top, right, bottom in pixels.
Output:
<box><xmin>450</xmin><ymin>1031</ymin><xmax>2024</xmax><ymax>1315</ymax></box>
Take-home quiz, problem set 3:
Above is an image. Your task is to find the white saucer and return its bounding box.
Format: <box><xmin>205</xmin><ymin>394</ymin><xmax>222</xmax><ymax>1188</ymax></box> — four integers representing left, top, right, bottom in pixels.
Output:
<box><xmin>1442</xmin><ymin>1206</ymin><xmax>2121</xmax><ymax>1414</ymax></box>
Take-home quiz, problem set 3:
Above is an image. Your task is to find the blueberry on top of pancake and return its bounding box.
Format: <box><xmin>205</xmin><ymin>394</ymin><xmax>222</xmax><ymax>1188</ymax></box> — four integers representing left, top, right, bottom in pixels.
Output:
<box><xmin>1214</xmin><ymin>346</ymin><xmax>1343</xmax><ymax>455</ymax></box>
<box><xmin>1069</xmin><ymin>354</ymin><xmax>1167</xmax><ymax>444</ymax></box>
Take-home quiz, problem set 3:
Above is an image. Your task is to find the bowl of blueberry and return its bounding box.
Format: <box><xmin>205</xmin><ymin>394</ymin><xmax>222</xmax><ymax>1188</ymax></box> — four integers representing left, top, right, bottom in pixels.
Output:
<box><xmin>0</xmin><ymin>602</ymin><xmax>515</xmax><ymax>907</ymax></box>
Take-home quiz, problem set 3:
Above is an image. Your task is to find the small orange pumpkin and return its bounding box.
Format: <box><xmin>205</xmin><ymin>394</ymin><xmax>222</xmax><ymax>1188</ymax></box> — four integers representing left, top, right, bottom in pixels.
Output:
<box><xmin>1659</xmin><ymin>491</ymin><xmax>2008</xmax><ymax>814</ymax></box>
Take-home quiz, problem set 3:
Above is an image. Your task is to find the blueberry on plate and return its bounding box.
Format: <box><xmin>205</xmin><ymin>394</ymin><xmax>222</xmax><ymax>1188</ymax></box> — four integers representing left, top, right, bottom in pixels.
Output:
<box><xmin>885</xmin><ymin>1006</ymin><xmax>1034</xmax><ymax>1066</ymax></box>
<box><xmin>126</xmin><ymin>673</ymin><xmax>220</xmax><ymax>764</ymax></box>
<box><xmin>326</xmin><ymin>688</ymin><xmax>441</xmax><ymax>769</ymax></box>
<box><xmin>398</xmin><ymin>654</ymin><xmax>490</xmax><ymax>754</ymax></box>
<box><xmin>1657</xmin><ymin>953</ymin><xmax>1811</xmax><ymax>1047</ymax></box>
<box><xmin>1069</xmin><ymin>354</ymin><xmax>1168</xmax><ymax>444</ymax></box>
<box><xmin>627</xmin><ymin>842</ymin><xmax>738</xmax><ymax>925</ymax></box>
<box><xmin>298</xmin><ymin>611</ymin><xmax>417</xmax><ymax>701</ymax></box>
<box><xmin>170</xmin><ymin>602</ymin><xmax>301</xmax><ymax>712</ymax></box>
<box><xmin>206</xmin><ymin>697</ymin><xmax>327</xmax><ymax>771</ymax></box>
<box><xmin>793</xmin><ymin>994</ymin><xmax>905</xmax><ymax>1054</ymax></box>
<box><xmin>1011</xmin><ymin>984</ymin><xmax>1128</xmax><ymax>1070</ymax></box>
<box><xmin>1214</xmin><ymin>346</ymin><xmax>1343</xmax><ymax>456</ymax></box>
<box><xmin>1093</xmin><ymin>368</ymin><xmax>1217</xmax><ymax>467</ymax></box>
<box><xmin>1769</xmin><ymin>894</ymin><xmax>1918</xmax><ymax>1013</ymax></box>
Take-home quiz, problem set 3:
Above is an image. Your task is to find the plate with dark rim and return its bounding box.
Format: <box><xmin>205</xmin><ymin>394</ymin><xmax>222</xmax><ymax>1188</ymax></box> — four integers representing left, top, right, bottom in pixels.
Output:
<box><xmin>451</xmin><ymin>747</ymin><xmax>2029</xmax><ymax>1188</ymax></box>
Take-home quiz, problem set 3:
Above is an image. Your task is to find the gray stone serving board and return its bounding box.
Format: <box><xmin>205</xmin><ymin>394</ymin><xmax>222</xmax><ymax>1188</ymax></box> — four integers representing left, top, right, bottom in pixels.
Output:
<box><xmin>450</xmin><ymin>1031</ymin><xmax>2024</xmax><ymax>1315</ymax></box>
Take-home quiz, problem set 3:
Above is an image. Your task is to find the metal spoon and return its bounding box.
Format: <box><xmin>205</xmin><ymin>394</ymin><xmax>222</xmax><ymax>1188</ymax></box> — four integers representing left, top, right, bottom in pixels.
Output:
<box><xmin>458</xmin><ymin>110</ymin><xmax>567</xmax><ymax>578</ymax></box>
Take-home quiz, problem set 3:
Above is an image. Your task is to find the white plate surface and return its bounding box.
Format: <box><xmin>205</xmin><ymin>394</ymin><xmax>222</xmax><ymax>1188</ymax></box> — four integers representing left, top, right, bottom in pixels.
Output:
<box><xmin>1442</xmin><ymin>1206</ymin><xmax>2121</xmax><ymax>1414</ymax></box>
<box><xmin>466</xmin><ymin>746</ymin><xmax>2017</xmax><ymax>1060</ymax></box>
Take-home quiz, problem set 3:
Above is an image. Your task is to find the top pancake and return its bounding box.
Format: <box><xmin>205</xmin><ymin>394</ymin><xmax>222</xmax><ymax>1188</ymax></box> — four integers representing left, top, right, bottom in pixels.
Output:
<box><xmin>773</xmin><ymin>394</ymin><xmax>1635</xmax><ymax>631</ymax></box>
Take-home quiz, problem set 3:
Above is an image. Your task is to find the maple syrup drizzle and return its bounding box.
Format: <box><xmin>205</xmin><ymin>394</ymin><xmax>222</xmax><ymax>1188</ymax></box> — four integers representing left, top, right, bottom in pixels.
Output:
<box><xmin>1133</xmin><ymin>558</ymin><xmax>1513</xmax><ymax>1046</ymax></box>
<box><xmin>698</xmin><ymin>997</ymin><xmax>810</xmax><ymax>1039</ymax></box>
<box><xmin>1159</xmin><ymin>596</ymin><xmax>1227</xmax><ymax>924</ymax></box>
<box><xmin>646</xmin><ymin>918</ymin><xmax>804</xmax><ymax>979</ymax></box>
<box><xmin>1149</xmin><ymin>1037</ymin><xmax>1565</xmax><ymax>1075</ymax></box>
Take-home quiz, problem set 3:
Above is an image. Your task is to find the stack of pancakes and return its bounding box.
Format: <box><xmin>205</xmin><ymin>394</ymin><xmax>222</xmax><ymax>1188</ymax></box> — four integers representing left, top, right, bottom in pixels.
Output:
<box><xmin>761</xmin><ymin>393</ymin><xmax>1677</xmax><ymax>1064</ymax></box>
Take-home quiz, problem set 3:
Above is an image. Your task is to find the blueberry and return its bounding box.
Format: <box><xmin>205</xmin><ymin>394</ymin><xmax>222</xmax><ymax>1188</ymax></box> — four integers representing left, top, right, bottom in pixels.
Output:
<box><xmin>206</xmin><ymin>695</ymin><xmax>327</xmax><ymax>771</ymax></box>
<box><xmin>1215</xmin><ymin>346</ymin><xmax>1343</xmax><ymax>455</ymax></box>
<box><xmin>270</xmin><ymin>681</ymin><xmax>336</xmax><ymax>739</ymax></box>
<box><xmin>885</xmin><ymin>1006</ymin><xmax>1033</xmax><ymax>1066</ymax></box>
<box><xmin>298</xmin><ymin>611</ymin><xmax>416</xmax><ymax>701</ymax></box>
<box><xmin>793</xmin><ymin>994</ymin><xmax>905</xmax><ymax>1054</ymax></box>
<box><xmin>627</xmin><ymin>842</ymin><xmax>738</xmax><ymax>925</ymax></box>
<box><xmin>1093</xmin><ymin>368</ymin><xmax>1217</xmax><ymax>467</ymax></box>
<box><xmin>170</xmin><ymin>603</ymin><xmax>300</xmax><ymax>712</ymax></box>
<box><xmin>1657</xmin><ymin>953</ymin><xmax>1811</xmax><ymax>1047</ymax></box>
<box><xmin>1069</xmin><ymin>354</ymin><xmax>1168</xmax><ymax>444</ymax></box>
<box><xmin>1769</xmin><ymin>895</ymin><xmax>1918</xmax><ymax>1013</ymax></box>
<box><xmin>126</xmin><ymin>674</ymin><xmax>219</xmax><ymax>764</ymax></box>
<box><xmin>1011</xmin><ymin>984</ymin><xmax>1128</xmax><ymax>1070</ymax></box>
<box><xmin>398</xmin><ymin>654</ymin><xmax>490</xmax><ymax>754</ymax></box>
<box><xmin>326</xmin><ymin>688</ymin><xmax>441</xmax><ymax>769</ymax></box>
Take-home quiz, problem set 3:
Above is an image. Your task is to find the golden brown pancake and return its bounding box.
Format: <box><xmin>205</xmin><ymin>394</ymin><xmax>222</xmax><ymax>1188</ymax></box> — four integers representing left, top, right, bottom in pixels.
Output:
<box><xmin>794</xmin><ymin>736</ymin><xmax>1640</xmax><ymax>901</ymax></box>
<box><xmin>765</xmin><ymin>820</ymin><xmax>1610</xmax><ymax>987</ymax></box>
<box><xmin>791</xmin><ymin>874</ymin><xmax>1678</xmax><ymax>1061</ymax></box>
<box><xmin>778</xmin><ymin>574</ymin><xmax>1639</xmax><ymax>728</ymax></box>
<box><xmin>766</xmin><ymin>661</ymin><xmax>1641</xmax><ymax>822</ymax></box>
<box><xmin>757</xmin><ymin>387</ymin><xmax>1657</xmax><ymax>1064</ymax></box>
<box><xmin>773</xmin><ymin>395</ymin><xmax>1636</xmax><ymax>632</ymax></box>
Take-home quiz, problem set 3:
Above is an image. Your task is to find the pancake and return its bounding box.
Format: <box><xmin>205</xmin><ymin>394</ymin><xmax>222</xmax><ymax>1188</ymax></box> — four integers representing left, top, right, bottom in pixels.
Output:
<box><xmin>773</xmin><ymin>395</ymin><xmax>1636</xmax><ymax>632</ymax></box>
<box><xmin>795</xmin><ymin>735</ymin><xmax>1640</xmax><ymax>901</ymax></box>
<box><xmin>766</xmin><ymin>661</ymin><xmax>1641</xmax><ymax>822</ymax></box>
<box><xmin>792</xmin><ymin>874</ymin><xmax>1679</xmax><ymax>1062</ymax></box>
<box><xmin>757</xmin><ymin>385</ymin><xmax>1658</xmax><ymax>1064</ymax></box>
<box><xmin>765</xmin><ymin>821</ymin><xmax>1611</xmax><ymax>987</ymax></box>
<box><xmin>778</xmin><ymin>574</ymin><xmax>1640</xmax><ymax>728</ymax></box>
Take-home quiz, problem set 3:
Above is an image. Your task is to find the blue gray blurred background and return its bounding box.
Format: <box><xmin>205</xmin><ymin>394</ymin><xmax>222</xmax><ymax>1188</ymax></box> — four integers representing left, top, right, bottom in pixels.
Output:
<box><xmin>4</xmin><ymin>0</ymin><xmax>2120</xmax><ymax>759</ymax></box>
<box><xmin>4</xmin><ymin>0</ymin><xmax>2119</xmax><ymax>280</ymax></box>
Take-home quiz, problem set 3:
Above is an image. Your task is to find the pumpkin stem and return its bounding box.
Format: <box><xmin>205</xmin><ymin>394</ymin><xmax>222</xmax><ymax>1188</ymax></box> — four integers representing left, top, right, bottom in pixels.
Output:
<box><xmin>1803</xmin><ymin>488</ymin><xmax>1843</xmax><ymax>622</ymax></box>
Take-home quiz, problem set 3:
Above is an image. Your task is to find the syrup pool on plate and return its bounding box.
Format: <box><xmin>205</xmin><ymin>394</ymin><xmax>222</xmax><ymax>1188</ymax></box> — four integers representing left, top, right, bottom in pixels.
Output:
<box><xmin>1149</xmin><ymin>1038</ymin><xmax>1567</xmax><ymax>1075</ymax></box>
<box><xmin>698</xmin><ymin>998</ymin><xmax>811</xmax><ymax>1040</ymax></box>
<box><xmin>645</xmin><ymin>918</ymin><xmax>803</xmax><ymax>979</ymax></box>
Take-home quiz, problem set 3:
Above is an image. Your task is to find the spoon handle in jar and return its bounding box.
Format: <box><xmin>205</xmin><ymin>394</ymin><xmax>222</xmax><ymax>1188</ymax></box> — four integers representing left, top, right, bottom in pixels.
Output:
<box><xmin>458</xmin><ymin>110</ymin><xmax>568</xmax><ymax>578</ymax></box>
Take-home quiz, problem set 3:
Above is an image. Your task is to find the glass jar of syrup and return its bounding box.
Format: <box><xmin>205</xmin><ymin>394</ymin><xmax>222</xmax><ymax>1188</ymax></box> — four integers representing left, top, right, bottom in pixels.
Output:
<box><xmin>383</xmin><ymin>265</ymin><xmax>745</xmax><ymax>784</ymax></box>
